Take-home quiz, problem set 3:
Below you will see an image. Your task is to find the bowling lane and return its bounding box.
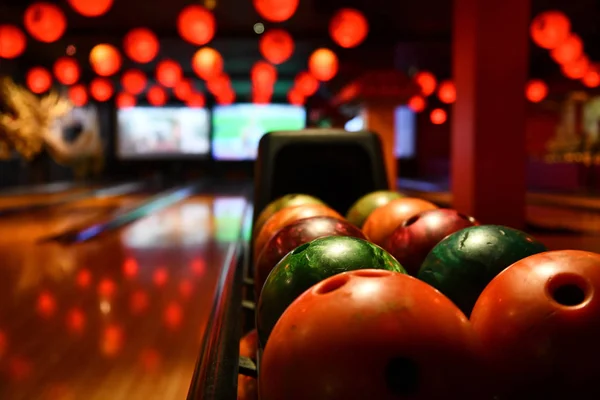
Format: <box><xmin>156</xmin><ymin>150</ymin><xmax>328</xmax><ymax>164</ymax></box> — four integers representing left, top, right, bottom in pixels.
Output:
<box><xmin>0</xmin><ymin>193</ymin><xmax>248</xmax><ymax>400</ymax></box>
<box><xmin>0</xmin><ymin>184</ymin><xmax>94</xmax><ymax>208</ymax></box>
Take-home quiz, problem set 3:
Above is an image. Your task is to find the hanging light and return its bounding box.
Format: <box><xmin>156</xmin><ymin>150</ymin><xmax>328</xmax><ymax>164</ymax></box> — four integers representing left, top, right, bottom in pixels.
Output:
<box><xmin>26</xmin><ymin>67</ymin><xmax>52</xmax><ymax>94</ymax></box>
<box><xmin>329</xmin><ymin>8</ymin><xmax>369</xmax><ymax>48</ymax></box>
<box><xmin>67</xmin><ymin>0</ymin><xmax>113</xmax><ymax>17</ymax></box>
<box><xmin>414</xmin><ymin>71</ymin><xmax>437</xmax><ymax>96</ymax></box>
<box><xmin>121</xmin><ymin>69</ymin><xmax>147</xmax><ymax>95</ymax></box>
<box><xmin>123</xmin><ymin>28</ymin><xmax>159</xmax><ymax>63</ymax></box>
<box><xmin>23</xmin><ymin>2</ymin><xmax>67</xmax><ymax>43</ymax></box>
<box><xmin>147</xmin><ymin>86</ymin><xmax>167</xmax><ymax>106</ymax></box>
<box><xmin>156</xmin><ymin>60</ymin><xmax>183</xmax><ymax>88</ymax></box>
<box><xmin>530</xmin><ymin>10</ymin><xmax>571</xmax><ymax>50</ymax></box>
<box><xmin>90</xmin><ymin>78</ymin><xmax>114</xmax><ymax>102</ymax></box>
<box><xmin>53</xmin><ymin>57</ymin><xmax>80</xmax><ymax>85</ymax></box>
<box><xmin>259</xmin><ymin>29</ymin><xmax>294</xmax><ymax>65</ymax></box>
<box><xmin>308</xmin><ymin>48</ymin><xmax>338</xmax><ymax>82</ymax></box>
<box><xmin>407</xmin><ymin>95</ymin><xmax>426</xmax><ymax>112</ymax></box>
<box><xmin>437</xmin><ymin>80</ymin><xmax>456</xmax><ymax>104</ymax></box>
<box><xmin>430</xmin><ymin>108</ymin><xmax>447</xmax><ymax>124</ymax></box>
<box><xmin>253</xmin><ymin>0</ymin><xmax>299</xmax><ymax>23</ymax></box>
<box><xmin>89</xmin><ymin>44</ymin><xmax>122</xmax><ymax>76</ymax></box>
<box><xmin>68</xmin><ymin>84</ymin><xmax>88</xmax><ymax>106</ymax></box>
<box><xmin>116</xmin><ymin>92</ymin><xmax>136</xmax><ymax>109</ymax></box>
<box><xmin>177</xmin><ymin>5</ymin><xmax>216</xmax><ymax>46</ymax></box>
<box><xmin>192</xmin><ymin>47</ymin><xmax>224</xmax><ymax>80</ymax></box>
<box><xmin>0</xmin><ymin>25</ymin><xmax>26</xmax><ymax>59</ymax></box>
<box><xmin>294</xmin><ymin>71</ymin><xmax>319</xmax><ymax>96</ymax></box>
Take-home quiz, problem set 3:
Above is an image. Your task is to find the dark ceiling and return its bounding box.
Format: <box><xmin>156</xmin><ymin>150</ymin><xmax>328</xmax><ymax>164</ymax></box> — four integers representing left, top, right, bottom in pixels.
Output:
<box><xmin>0</xmin><ymin>0</ymin><xmax>599</xmax><ymax>101</ymax></box>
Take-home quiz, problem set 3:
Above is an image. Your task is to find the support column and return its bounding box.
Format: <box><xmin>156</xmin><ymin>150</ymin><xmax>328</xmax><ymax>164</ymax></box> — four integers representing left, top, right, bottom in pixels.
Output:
<box><xmin>452</xmin><ymin>0</ymin><xmax>530</xmax><ymax>228</ymax></box>
<box><xmin>363</xmin><ymin>101</ymin><xmax>397</xmax><ymax>189</ymax></box>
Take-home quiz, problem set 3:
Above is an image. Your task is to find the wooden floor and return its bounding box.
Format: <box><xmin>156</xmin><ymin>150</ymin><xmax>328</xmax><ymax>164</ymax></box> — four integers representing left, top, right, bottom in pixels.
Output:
<box><xmin>1</xmin><ymin>182</ymin><xmax>600</xmax><ymax>399</ymax></box>
<box><xmin>0</xmin><ymin>188</ymin><xmax>247</xmax><ymax>400</ymax></box>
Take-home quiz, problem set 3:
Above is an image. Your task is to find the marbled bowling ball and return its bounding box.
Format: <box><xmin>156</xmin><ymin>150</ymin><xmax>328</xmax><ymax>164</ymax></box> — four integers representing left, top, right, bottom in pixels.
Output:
<box><xmin>256</xmin><ymin>236</ymin><xmax>405</xmax><ymax>346</ymax></box>
<box><xmin>418</xmin><ymin>225</ymin><xmax>547</xmax><ymax>316</ymax></box>
<box><xmin>362</xmin><ymin>197</ymin><xmax>438</xmax><ymax>246</ymax></box>
<box><xmin>471</xmin><ymin>250</ymin><xmax>600</xmax><ymax>399</ymax></box>
<box><xmin>253</xmin><ymin>204</ymin><xmax>342</xmax><ymax>263</ymax></box>
<box><xmin>385</xmin><ymin>209</ymin><xmax>479</xmax><ymax>276</ymax></box>
<box><xmin>346</xmin><ymin>190</ymin><xmax>404</xmax><ymax>228</ymax></box>
<box><xmin>253</xmin><ymin>194</ymin><xmax>325</xmax><ymax>239</ymax></box>
<box><xmin>238</xmin><ymin>329</ymin><xmax>259</xmax><ymax>400</ymax></box>
<box><xmin>254</xmin><ymin>216</ymin><xmax>366</xmax><ymax>297</ymax></box>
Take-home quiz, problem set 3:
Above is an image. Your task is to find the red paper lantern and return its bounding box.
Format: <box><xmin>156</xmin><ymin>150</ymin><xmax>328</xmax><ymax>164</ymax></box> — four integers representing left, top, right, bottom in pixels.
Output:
<box><xmin>407</xmin><ymin>95</ymin><xmax>426</xmax><ymax>112</ymax></box>
<box><xmin>582</xmin><ymin>68</ymin><xmax>600</xmax><ymax>88</ymax></box>
<box><xmin>121</xmin><ymin>69</ymin><xmax>147</xmax><ymax>95</ymax></box>
<box><xmin>174</xmin><ymin>79</ymin><xmax>193</xmax><ymax>101</ymax></box>
<box><xmin>53</xmin><ymin>57</ymin><xmax>80</xmax><ymax>85</ymax></box>
<box><xmin>68</xmin><ymin>84</ymin><xmax>88</xmax><ymax>106</ymax></box>
<box><xmin>123</xmin><ymin>28</ymin><xmax>159</xmax><ymax>64</ymax></box>
<box><xmin>294</xmin><ymin>71</ymin><xmax>318</xmax><ymax>96</ymax></box>
<box><xmin>437</xmin><ymin>80</ymin><xmax>456</xmax><ymax>104</ymax></box>
<box><xmin>90</xmin><ymin>78</ymin><xmax>114</xmax><ymax>102</ymax></box>
<box><xmin>259</xmin><ymin>29</ymin><xmax>294</xmax><ymax>65</ymax></box>
<box><xmin>251</xmin><ymin>61</ymin><xmax>277</xmax><ymax>88</ymax></box>
<box><xmin>147</xmin><ymin>86</ymin><xmax>167</xmax><ymax>106</ymax></box>
<box><xmin>530</xmin><ymin>11</ymin><xmax>571</xmax><ymax>49</ymax></box>
<box><xmin>0</xmin><ymin>25</ymin><xmax>26</xmax><ymax>59</ymax></box>
<box><xmin>177</xmin><ymin>5</ymin><xmax>216</xmax><ymax>46</ymax></box>
<box><xmin>206</xmin><ymin>74</ymin><xmax>231</xmax><ymax>95</ymax></box>
<box><xmin>90</xmin><ymin>44</ymin><xmax>122</xmax><ymax>77</ymax></box>
<box><xmin>551</xmin><ymin>34</ymin><xmax>583</xmax><ymax>65</ymax></box>
<box><xmin>430</xmin><ymin>108</ymin><xmax>447</xmax><ymax>125</ymax></box>
<box><xmin>287</xmin><ymin>89</ymin><xmax>304</xmax><ymax>106</ymax></box>
<box><xmin>156</xmin><ymin>60</ymin><xmax>182</xmax><ymax>88</ymax></box>
<box><xmin>308</xmin><ymin>48</ymin><xmax>338</xmax><ymax>82</ymax></box>
<box><xmin>116</xmin><ymin>92</ymin><xmax>136</xmax><ymax>109</ymax></box>
<box><xmin>253</xmin><ymin>0</ymin><xmax>298</xmax><ymax>22</ymax></box>
<box><xmin>414</xmin><ymin>71</ymin><xmax>437</xmax><ymax>96</ymax></box>
<box><xmin>24</xmin><ymin>2</ymin><xmax>66</xmax><ymax>43</ymax></box>
<box><xmin>186</xmin><ymin>92</ymin><xmax>205</xmax><ymax>108</ymax></box>
<box><xmin>26</xmin><ymin>67</ymin><xmax>52</xmax><ymax>94</ymax></box>
<box><xmin>329</xmin><ymin>8</ymin><xmax>369</xmax><ymax>49</ymax></box>
<box><xmin>67</xmin><ymin>0</ymin><xmax>113</xmax><ymax>17</ymax></box>
<box><xmin>561</xmin><ymin>55</ymin><xmax>589</xmax><ymax>79</ymax></box>
<box><xmin>217</xmin><ymin>89</ymin><xmax>236</xmax><ymax>105</ymax></box>
<box><xmin>525</xmin><ymin>79</ymin><xmax>548</xmax><ymax>103</ymax></box>
<box><xmin>192</xmin><ymin>47</ymin><xmax>224</xmax><ymax>80</ymax></box>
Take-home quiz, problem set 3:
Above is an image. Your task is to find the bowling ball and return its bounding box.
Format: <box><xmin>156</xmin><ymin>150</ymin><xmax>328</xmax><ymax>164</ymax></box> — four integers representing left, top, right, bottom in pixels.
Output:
<box><xmin>385</xmin><ymin>209</ymin><xmax>479</xmax><ymax>275</ymax></box>
<box><xmin>471</xmin><ymin>250</ymin><xmax>600</xmax><ymax>399</ymax></box>
<box><xmin>253</xmin><ymin>204</ymin><xmax>342</xmax><ymax>262</ymax></box>
<box><xmin>256</xmin><ymin>236</ymin><xmax>405</xmax><ymax>346</ymax></box>
<box><xmin>346</xmin><ymin>190</ymin><xmax>404</xmax><ymax>228</ymax></box>
<box><xmin>254</xmin><ymin>216</ymin><xmax>366</xmax><ymax>297</ymax></box>
<box><xmin>259</xmin><ymin>270</ymin><xmax>485</xmax><ymax>400</ymax></box>
<box><xmin>418</xmin><ymin>225</ymin><xmax>547</xmax><ymax>316</ymax></box>
<box><xmin>362</xmin><ymin>197</ymin><xmax>438</xmax><ymax>246</ymax></box>
<box><xmin>253</xmin><ymin>194</ymin><xmax>325</xmax><ymax>238</ymax></box>
<box><xmin>238</xmin><ymin>329</ymin><xmax>259</xmax><ymax>400</ymax></box>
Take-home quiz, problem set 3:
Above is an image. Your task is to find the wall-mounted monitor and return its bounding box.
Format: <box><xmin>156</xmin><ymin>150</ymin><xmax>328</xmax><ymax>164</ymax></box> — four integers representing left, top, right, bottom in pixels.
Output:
<box><xmin>212</xmin><ymin>103</ymin><xmax>306</xmax><ymax>160</ymax></box>
<box><xmin>117</xmin><ymin>106</ymin><xmax>210</xmax><ymax>159</ymax></box>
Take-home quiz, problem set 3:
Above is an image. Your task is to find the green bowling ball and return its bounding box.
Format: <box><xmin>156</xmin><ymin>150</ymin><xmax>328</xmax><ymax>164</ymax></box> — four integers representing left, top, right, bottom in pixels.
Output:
<box><xmin>256</xmin><ymin>236</ymin><xmax>406</xmax><ymax>346</ymax></box>
<box><xmin>346</xmin><ymin>190</ymin><xmax>404</xmax><ymax>228</ymax></box>
<box><xmin>418</xmin><ymin>225</ymin><xmax>547</xmax><ymax>316</ymax></box>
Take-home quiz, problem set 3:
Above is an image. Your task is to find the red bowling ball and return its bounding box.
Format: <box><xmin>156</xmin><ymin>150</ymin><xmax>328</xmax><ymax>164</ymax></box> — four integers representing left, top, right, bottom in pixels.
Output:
<box><xmin>259</xmin><ymin>270</ymin><xmax>485</xmax><ymax>400</ymax></box>
<box><xmin>385</xmin><ymin>209</ymin><xmax>478</xmax><ymax>275</ymax></box>
<box><xmin>254</xmin><ymin>216</ymin><xmax>366</xmax><ymax>296</ymax></box>
<box><xmin>471</xmin><ymin>250</ymin><xmax>600</xmax><ymax>399</ymax></box>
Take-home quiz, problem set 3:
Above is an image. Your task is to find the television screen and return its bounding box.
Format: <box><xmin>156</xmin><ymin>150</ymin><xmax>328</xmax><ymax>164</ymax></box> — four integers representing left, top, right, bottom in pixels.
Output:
<box><xmin>213</xmin><ymin>197</ymin><xmax>247</xmax><ymax>242</ymax></box>
<box><xmin>395</xmin><ymin>106</ymin><xmax>416</xmax><ymax>158</ymax></box>
<box><xmin>212</xmin><ymin>103</ymin><xmax>306</xmax><ymax>160</ymax></box>
<box><xmin>117</xmin><ymin>107</ymin><xmax>210</xmax><ymax>158</ymax></box>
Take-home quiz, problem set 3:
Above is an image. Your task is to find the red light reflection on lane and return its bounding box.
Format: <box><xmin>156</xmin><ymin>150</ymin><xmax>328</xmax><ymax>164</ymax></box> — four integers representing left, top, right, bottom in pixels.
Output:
<box><xmin>43</xmin><ymin>382</ymin><xmax>75</xmax><ymax>400</ymax></box>
<box><xmin>0</xmin><ymin>329</ymin><xmax>6</xmax><ymax>356</ymax></box>
<box><xmin>178</xmin><ymin>279</ymin><xmax>193</xmax><ymax>299</ymax></box>
<box><xmin>66</xmin><ymin>308</ymin><xmax>85</xmax><ymax>334</ymax></box>
<box><xmin>139</xmin><ymin>348</ymin><xmax>161</xmax><ymax>373</ymax></box>
<box><xmin>97</xmin><ymin>278</ymin><xmax>116</xmax><ymax>298</ymax></box>
<box><xmin>8</xmin><ymin>355</ymin><xmax>33</xmax><ymax>382</ymax></box>
<box><xmin>75</xmin><ymin>268</ymin><xmax>92</xmax><ymax>288</ymax></box>
<box><xmin>164</xmin><ymin>301</ymin><xmax>183</xmax><ymax>330</ymax></box>
<box><xmin>152</xmin><ymin>267</ymin><xmax>168</xmax><ymax>287</ymax></box>
<box><xmin>100</xmin><ymin>324</ymin><xmax>124</xmax><ymax>357</ymax></box>
<box><xmin>122</xmin><ymin>257</ymin><xmax>139</xmax><ymax>278</ymax></box>
<box><xmin>37</xmin><ymin>291</ymin><xmax>57</xmax><ymax>318</ymax></box>
<box><xmin>129</xmin><ymin>290</ymin><xmax>149</xmax><ymax>315</ymax></box>
<box><xmin>190</xmin><ymin>258</ymin><xmax>206</xmax><ymax>277</ymax></box>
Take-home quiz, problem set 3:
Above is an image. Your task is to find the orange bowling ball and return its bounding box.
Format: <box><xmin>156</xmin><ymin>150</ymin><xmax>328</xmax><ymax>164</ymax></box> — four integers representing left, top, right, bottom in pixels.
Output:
<box><xmin>259</xmin><ymin>270</ymin><xmax>485</xmax><ymax>400</ymax></box>
<box><xmin>362</xmin><ymin>198</ymin><xmax>438</xmax><ymax>246</ymax></box>
<box><xmin>238</xmin><ymin>329</ymin><xmax>258</xmax><ymax>400</ymax></box>
<box><xmin>254</xmin><ymin>204</ymin><xmax>342</xmax><ymax>261</ymax></box>
<box><xmin>471</xmin><ymin>250</ymin><xmax>600</xmax><ymax>399</ymax></box>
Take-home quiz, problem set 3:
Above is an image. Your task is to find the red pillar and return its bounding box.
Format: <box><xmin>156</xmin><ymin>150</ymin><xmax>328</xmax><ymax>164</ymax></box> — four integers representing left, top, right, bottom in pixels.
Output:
<box><xmin>452</xmin><ymin>0</ymin><xmax>530</xmax><ymax>229</ymax></box>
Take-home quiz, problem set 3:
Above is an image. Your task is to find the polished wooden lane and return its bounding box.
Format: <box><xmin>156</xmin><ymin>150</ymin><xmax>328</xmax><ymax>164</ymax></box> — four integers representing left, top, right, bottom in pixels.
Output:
<box><xmin>0</xmin><ymin>186</ymin><xmax>93</xmax><ymax>209</ymax></box>
<box><xmin>0</xmin><ymin>194</ymin><xmax>248</xmax><ymax>400</ymax></box>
